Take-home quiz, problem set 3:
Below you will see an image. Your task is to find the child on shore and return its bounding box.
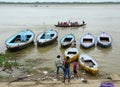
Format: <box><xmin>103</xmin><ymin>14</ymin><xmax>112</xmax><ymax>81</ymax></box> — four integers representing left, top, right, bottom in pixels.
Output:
<box><xmin>73</xmin><ymin>59</ymin><xmax>78</xmax><ymax>79</ymax></box>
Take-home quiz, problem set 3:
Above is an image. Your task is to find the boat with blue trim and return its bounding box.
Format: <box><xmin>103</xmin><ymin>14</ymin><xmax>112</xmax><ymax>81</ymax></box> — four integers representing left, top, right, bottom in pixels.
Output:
<box><xmin>97</xmin><ymin>32</ymin><xmax>112</xmax><ymax>47</ymax></box>
<box><xmin>5</xmin><ymin>29</ymin><xmax>35</xmax><ymax>51</ymax></box>
<box><xmin>60</xmin><ymin>34</ymin><xmax>75</xmax><ymax>48</ymax></box>
<box><xmin>36</xmin><ymin>29</ymin><xmax>58</xmax><ymax>46</ymax></box>
<box><xmin>80</xmin><ymin>33</ymin><xmax>95</xmax><ymax>48</ymax></box>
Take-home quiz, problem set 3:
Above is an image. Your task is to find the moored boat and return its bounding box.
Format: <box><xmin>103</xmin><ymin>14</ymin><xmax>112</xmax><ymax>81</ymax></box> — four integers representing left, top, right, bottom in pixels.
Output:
<box><xmin>80</xmin><ymin>33</ymin><xmax>95</xmax><ymax>48</ymax></box>
<box><xmin>97</xmin><ymin>32</ymin><xmax>112</xmax><ymax>47</ymax></box>
<box><xmin>36</xmin><ymin>29</ymin><xmax>58</xmax><ymax>46</ymax></box>
<box><xmin>60</xmin><ymin>34</ymin><xmax>75</xmax><ymax>48</ymax></box>
<box><xmin>64</xmin><ymin>47</ymin><xmax>79</xmax><ymax>62</ymax></box>
<box><xmin>78</xmin><ymin>54</ymin><xmax>99</xmax><ymax>75</ymax></box>
<box><xmin>5</xmin><ymin>29</ymin><xmax>35</xmax><ymax>51</ymax></box>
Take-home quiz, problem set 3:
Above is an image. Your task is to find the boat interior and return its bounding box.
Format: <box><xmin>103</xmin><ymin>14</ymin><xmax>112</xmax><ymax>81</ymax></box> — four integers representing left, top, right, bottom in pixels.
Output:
<box><xmin>83</xmin><ymin>60</ymin><xmax>95</xmax><ymax>67</ymax></box>
<box><xmin>68</xmin><ymin>51</ymin><xmax>77</xmax><ymax>54</ymax></box>
<box><xmin>100</xmin><ymin>37</ymin><xmax>109</xmax><ymax>42</ymax></box>
<box><xmin>10</xmin><ymin>35</ymin><xmax>31</xmax><ymax>43</ymax></box>
<box><xmin>41</xmin><ymin>33</ymin><xmax>54</xmax><ymax>39</ymax></box>
<box><xmin>83</xmin><ymin>38</ymin><xmax>93</xmax><ymax>43</ymax></box>
<box><xmin>64</xmin><ymin>38</ymin><xmax>72</xmax><ymax>42</ymax></box>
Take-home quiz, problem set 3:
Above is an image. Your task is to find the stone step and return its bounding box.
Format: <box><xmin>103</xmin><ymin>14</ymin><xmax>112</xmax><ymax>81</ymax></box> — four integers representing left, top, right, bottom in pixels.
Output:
<box><xmin>110</xmin><ymin>74</ymin><xmax>120</xmax><ymax>81</ymax></box>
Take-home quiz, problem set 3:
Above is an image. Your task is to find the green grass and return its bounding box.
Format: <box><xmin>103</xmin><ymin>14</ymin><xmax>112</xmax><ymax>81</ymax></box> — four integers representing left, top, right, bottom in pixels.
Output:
<box><xmin>0</xmin><ymin>75</ymin><xmax>3</xmax><ymax>78</ymax></box>
<box><xmin>0</xmin><ymin>53</ymin><xmax>18</xmax><ymax>69</ymax></box>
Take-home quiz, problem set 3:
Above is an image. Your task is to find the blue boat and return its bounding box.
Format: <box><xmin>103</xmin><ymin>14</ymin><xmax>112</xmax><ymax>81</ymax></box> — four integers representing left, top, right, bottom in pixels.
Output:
<box><xmin>80</xmin><ymin>33</ymin><xmax>95</xmax><ymax>48</ymax></box>
<box><xmin>97</xmin><ymin>32</ymin><xmax>112</xmax><ymax>47</ymax></box>
<box><xmin>36</xmin><ymin>29</ymin><xmax>58</xmax><ymax>46</ymax></box>
<box><xmin>60</xmin><ymin>34</ymin><xmax>75</xmax><ymax>48</ymax></box>
<box><xmin>5</xmin><ymin>29</ymin><xmax>35</xmax><ymax>51</ymax></box>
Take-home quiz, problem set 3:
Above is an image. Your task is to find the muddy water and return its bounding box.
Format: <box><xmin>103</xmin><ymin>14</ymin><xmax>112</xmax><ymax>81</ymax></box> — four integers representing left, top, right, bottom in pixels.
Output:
<box><xmin>0</xmin><ymin>4</ymin><xmax>120</xmax><ymax>78</ymax></box>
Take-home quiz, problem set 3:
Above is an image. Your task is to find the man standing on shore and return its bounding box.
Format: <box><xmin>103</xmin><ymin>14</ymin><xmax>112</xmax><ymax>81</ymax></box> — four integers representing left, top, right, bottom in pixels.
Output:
<box><xmin>55</xmin><ymin>55</ymin><xmax>64</xmax><ymax>76</ymax></box>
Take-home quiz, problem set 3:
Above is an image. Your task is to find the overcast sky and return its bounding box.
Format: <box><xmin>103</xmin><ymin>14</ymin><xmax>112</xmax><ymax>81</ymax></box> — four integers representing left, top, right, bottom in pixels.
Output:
<box><xmin>0</xmin><ymin>0</ymin><xmax>120</xmax><ymax>2</ymax></box>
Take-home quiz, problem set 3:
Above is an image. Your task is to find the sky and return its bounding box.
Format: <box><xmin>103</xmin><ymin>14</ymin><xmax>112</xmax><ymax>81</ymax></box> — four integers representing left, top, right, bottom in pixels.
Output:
<box><xmin>0</xmin><ymin>0</ymin><xmax>120</xmax><ymax>2</ymax></box>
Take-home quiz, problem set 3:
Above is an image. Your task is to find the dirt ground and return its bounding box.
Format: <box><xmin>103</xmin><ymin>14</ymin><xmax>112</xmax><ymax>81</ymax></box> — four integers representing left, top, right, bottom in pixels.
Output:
<box><xmin>0</xmin><ymin>74</ymin><xmax>120</xmax><ymax>87</ymax></box>
<box><xmin>0</xmin><ymin>79</ymin><xmax>120</xmax><ymax>87</ymax></box>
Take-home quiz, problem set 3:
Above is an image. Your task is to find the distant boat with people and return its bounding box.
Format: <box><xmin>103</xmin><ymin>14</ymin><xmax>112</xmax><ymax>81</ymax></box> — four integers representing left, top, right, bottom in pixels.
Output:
<box><xmin>55</xmin><ymin>20</ymin><xmax>86</xmax><ymax>27</ymax></box>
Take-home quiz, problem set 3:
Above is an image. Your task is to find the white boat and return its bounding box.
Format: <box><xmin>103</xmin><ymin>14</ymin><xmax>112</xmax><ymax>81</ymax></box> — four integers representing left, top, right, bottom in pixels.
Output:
<box><xmin>37</xmin><ymin>29</ymin><xmax>58</xmax><ymax>46</ymax></box>
<box><xmin>64</xmin><ymin>47</ymin><xmax>80</xmax><ymax>62</ymax></box>
<box><xmin>97</xmin><ymin>32</ymin><xmax>112</xmax><ymax>47</ymax></box>
<box><xmin>78</xmin><ymin>54</ymin><xmax>99</xmax><ymax>75</ymax></box>
<box><xmin>80</xmin><ymin>33</ymin><xmax>95</xmax><ymax>48</ymax></box>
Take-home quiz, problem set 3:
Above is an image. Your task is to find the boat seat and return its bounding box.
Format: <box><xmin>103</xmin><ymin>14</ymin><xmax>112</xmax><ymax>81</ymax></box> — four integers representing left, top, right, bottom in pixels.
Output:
<box><xmin>45</xmin><ymin>34</ymin><xmax>52</xmax><ymax>39</ymax></box>
<box><xmin>21</xmin><ymin>34</ymin><xmax>27</xmax><ymax>42</ymax></box>
<box><xmin>68</xmin><ymin>51</ymin><xmax>77</xmax><ymax>54</ymax></box>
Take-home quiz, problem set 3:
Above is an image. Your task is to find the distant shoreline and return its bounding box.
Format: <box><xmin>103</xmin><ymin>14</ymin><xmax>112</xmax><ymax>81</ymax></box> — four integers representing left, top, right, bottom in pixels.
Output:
<box><xmin>1</xmin><ymin>3</ymin><xmax>120</xmax><ymax>8</ymax></box>
<box><xmin>0</xmin><ymin>2</ymin><xmax>120</xmax><ymax>7</ymax></box>
<box><xmin>0</xmin><ymin>2</ymin><xmax>120</xmax><ymax>5</ymax></box>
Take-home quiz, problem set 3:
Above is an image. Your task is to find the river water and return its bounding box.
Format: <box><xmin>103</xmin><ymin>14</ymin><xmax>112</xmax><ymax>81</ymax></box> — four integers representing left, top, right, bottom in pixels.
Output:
<box><xmin>0</xmin><ymin>4</ymin><xmax>120</xmax><ymax>75</ymax></box>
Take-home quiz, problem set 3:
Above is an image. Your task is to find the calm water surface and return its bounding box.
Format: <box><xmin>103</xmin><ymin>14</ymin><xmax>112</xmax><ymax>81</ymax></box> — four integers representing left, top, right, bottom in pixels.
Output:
<box><xmin>0</xmin><ymin>4</ymin><xmax>120</xmax><ymax>74</ymax></box>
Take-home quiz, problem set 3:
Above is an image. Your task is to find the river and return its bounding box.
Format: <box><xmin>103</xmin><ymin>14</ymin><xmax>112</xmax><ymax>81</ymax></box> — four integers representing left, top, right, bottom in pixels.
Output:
<box><xmin>0</xmin><ymin>4</ymin><xmax>120</xmax><ymax>75</ymax></box>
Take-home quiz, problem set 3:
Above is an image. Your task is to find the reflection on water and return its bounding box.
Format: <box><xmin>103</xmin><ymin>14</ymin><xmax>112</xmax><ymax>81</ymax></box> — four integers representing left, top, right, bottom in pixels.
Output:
<box><xmin>96</xmin><ymin>46</ymin><xmax>112</xmax><ymax>54</ymax></box>
<box><xmin>80</xmin><ymin>46</ymin><xmax>96</xmax><ymax>53</ymax></box>
<box><xmin>37</xmin><ymin>41</ymin><xmax>58</xmax><ymax>54</ymax></box>
<box><xmin>5</xmin><ymin>45</ymin><xmax>35</xmax><ymax>60</ymax></box>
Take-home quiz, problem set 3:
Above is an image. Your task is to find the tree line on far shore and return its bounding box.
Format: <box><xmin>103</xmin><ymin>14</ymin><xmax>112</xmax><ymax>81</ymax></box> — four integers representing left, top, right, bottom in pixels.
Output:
<box><xmin>0</xmin><ymin>1</ymin><xmax>120</xmax><ymax>4</ymax></box>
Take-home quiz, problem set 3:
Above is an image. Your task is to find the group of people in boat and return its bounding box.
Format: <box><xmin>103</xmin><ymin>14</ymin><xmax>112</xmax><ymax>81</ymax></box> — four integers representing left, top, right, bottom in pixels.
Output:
<box><xmin>57</xmin><ymin>20</ymin><xmax>85</xmax><ymax>27</ymax></box>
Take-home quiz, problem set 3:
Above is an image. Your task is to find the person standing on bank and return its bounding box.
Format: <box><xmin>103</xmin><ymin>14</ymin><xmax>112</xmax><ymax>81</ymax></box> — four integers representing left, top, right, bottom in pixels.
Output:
<box><xmin>63</xmin><ymin>56</ymin><xmax>71</xmax><ymax>83</ymax></box>
<box><xmin>71</xmin><ymin>40</ymin><xmax>76</xmax><ymax>47</ymax></box>
<box><xmin>82</xmin><ymin>21</ymin><xmax>85</xmax><ymax>24</ymax></box>
<box><xmin>73</xmin><ymin>59</ymin><xmax>78</xmax><ymax>79</ymax></box>
<box><xmin>55</xmin><ymin>55</ymin><xmax>64</xmax><ymax>76</ymax></box>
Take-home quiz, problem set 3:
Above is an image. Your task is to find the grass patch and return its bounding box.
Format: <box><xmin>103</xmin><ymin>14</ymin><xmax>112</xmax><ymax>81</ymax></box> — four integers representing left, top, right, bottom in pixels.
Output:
<box><xmin>41</xmin><ymin>67</ymin><xmax>51</xmax><ymax>71</ymax></box>
<box><xmin>25</xmin><ymin>59</ymin><xmax>37</xmax><ymax>63</ymax></box>
<box><xmin>0</xmin><ymin>53</ymin><xmax>18</xmax><ymax>69</ymax></box>
<box><xmin>0</xmin><ymin>75</ymin><xmax>4</xmax><ymax>78</ymax></box>
<box><xmin>25</xmin><ymin>59</ymin><xmax>38</xmax><ymax>67</ymax></box>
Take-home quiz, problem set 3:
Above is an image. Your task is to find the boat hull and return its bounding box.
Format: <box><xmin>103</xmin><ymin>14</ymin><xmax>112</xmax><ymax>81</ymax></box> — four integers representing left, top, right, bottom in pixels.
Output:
<box><xmin>6</xmin><ymin>41</ymin><xmax>34</xmax><ymax>51</ymax></box>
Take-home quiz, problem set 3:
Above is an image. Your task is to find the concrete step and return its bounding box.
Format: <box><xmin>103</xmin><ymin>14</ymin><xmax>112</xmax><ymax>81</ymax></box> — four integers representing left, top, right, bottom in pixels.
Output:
<box><xmin>110</xmin><ymin>74</ymin><xmax>120</xmax><ymax>81</ymax></box>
